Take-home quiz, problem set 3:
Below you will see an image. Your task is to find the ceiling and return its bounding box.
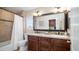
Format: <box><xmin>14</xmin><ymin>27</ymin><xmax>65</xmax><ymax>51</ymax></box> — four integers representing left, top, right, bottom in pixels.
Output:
<box><xmin>2</xmin><ymin>7</ymin><xmax>71</xmax><ymax>15</ymax></box>
<box><xmin>3</xmin><ymin>7</ymin><xmax>37</xmax><ymax>14</ymax></box>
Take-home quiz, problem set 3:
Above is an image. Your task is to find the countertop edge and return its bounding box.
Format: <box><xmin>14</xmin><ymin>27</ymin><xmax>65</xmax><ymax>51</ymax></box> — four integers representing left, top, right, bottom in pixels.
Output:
<box><xmin>24</xmin><ymin>33</ymin><xmax>70</xmax><ymax>40</ymax></box>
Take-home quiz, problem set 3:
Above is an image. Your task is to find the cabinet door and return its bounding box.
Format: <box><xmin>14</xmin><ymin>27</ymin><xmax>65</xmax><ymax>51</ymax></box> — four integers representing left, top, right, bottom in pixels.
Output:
<box><xmin>39</xmin><ymin>37</ymin><xmax>50</xmax><ymax>51</ymax></box>
<box><xmin>28</xmin><ymin>35</ymin><xmax>38</xmax><ymax>51</ymax></box>
<box><xmin>0</xmin><ymin>9</ymin><xmax>14</xmax><ymax>21</ymax></box>
<box><xmin>53</xmin><ymin>39</ymin><xmax>70</xmax><ymax>51</ymax></box>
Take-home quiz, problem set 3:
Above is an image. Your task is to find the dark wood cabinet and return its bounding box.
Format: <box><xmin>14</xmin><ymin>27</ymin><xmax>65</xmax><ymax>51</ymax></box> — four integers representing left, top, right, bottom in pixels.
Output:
<box><xmin>28</xmin><ymin>35</ymin><xmax>70</xmax><ymax>51</ymax></box>
<box><xmin>28</xmin><ymin>35</ymin><xmax>38</xmax><ymax>51</ymax></box>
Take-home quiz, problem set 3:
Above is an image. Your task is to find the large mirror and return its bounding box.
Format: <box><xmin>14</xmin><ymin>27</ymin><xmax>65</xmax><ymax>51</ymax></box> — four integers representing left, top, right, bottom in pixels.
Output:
<box><xmin>33</xmin><ymin>12</ymin><xmax>68</xmax><ymax>31</ymax></box>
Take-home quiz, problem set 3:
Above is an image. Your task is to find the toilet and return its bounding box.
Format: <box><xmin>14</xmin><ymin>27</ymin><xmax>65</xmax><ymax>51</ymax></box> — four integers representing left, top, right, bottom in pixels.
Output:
<box><xmin>18</xmin><ymin>40</ymin><xmax>27</xmax><ymax>51</ymax></box>
<box><xmin>18</xmin><ymin>33</ymin><xmax>28</xmax><ymax>51</ymax></box>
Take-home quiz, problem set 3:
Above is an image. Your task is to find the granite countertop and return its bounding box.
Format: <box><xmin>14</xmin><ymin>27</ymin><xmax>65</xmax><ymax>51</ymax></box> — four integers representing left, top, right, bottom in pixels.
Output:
<box><xmin>25</xmin><ymin>33</ymin><xmax>70</xmax><ymax>40</ymax></box>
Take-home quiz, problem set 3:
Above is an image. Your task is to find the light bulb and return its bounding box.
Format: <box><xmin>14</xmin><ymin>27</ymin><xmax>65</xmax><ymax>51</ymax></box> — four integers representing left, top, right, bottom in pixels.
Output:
<box><xmin>38</xmin><ymin>12</ymin><xmax>42</xmax><ymax>16</ymax></box>
<box><xmin>33</xmin><ymin>13</ymin><xmax>38</xmax><ymax>16</ymax></box>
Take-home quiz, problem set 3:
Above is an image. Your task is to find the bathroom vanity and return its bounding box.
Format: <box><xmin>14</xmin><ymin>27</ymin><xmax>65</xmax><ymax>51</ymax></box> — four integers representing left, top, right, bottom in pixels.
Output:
<box><xmin>27</xmin><ymin>11</ymin><xmax>70</xmax><ymax>51</ymax></box>
<box><xmin>27</xmin><ymin>33</ymin><xmax>70</xmax><ymax>51</ymax></box>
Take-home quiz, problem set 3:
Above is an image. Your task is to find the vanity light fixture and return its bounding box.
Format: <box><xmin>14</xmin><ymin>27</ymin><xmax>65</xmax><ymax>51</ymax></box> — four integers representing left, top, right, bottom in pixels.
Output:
<box><xmin>52</xmin><ymin>7</ymin><xmax>71</xmax><ymax>13</ymax></box>
<box><xmin>33</xmin><ymin>7</ymin><xmax>71</xmax><ymax>16</ymax></box>
<box><xmin>33</xmin><ymin>10</ymin><xmax>42</xmax><ymax>16</ymax></box>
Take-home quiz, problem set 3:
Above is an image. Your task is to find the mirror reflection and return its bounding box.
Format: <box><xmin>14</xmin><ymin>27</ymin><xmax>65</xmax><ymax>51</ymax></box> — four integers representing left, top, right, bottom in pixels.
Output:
<box><xmin>33</xmin><ymin>13</ymin><xmax>65</xmax><ymax>30</ymax></box>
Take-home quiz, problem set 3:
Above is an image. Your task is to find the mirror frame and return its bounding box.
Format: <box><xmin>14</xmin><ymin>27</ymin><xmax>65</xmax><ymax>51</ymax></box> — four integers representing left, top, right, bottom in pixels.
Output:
<box><xmin>33</xmin><ymin>12</ymin><xmax>68</xmax><ymax>32</ymax></box>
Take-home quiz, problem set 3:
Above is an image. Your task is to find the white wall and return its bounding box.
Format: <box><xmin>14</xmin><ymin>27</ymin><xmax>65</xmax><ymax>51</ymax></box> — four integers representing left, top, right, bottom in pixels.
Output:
<box><xmin>69</xmin><ymin>7</ymin><xmax>79</xmax><ymax>51</ymax></box>
<box><xmin>0</xmin><ymin>15</ymin><xmax>23</xmax><ymax>51</ymax></box>
<box><xmin>25</xmin><ymin>11</ymin><xmax>34</xmax><ymax>33</ymax></box>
